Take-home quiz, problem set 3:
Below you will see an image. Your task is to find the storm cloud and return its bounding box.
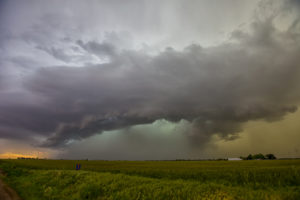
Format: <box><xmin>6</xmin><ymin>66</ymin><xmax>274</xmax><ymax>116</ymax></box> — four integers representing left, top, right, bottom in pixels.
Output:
<box><xmin>0</xmin><ymin>0</ymin><xmax>300</xmax><ymax>150</ymax></box>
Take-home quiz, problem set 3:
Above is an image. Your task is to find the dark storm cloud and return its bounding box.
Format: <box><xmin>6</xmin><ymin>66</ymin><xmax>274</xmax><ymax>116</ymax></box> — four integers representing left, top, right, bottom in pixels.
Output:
<box><xmin>15</xmin><ymin>17</ymin><xmax>298</xmax><ymax>147</ymax></box>
<box><xmin>0</xmin><ymin>0</ymin><xmax>300</xmax><ymax>148</ymax></box>
<box><xmin>76</xmin><ymin>40</ymin><xmax>117</xmax><ymax>58</ymax></box>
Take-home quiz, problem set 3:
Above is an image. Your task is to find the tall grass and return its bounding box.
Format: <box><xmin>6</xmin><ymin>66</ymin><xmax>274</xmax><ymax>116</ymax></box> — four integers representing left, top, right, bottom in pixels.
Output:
<box><xmin>0</xmin><ymin>159</ymin><xmax>299</xmax><ymax>200</ymax></box>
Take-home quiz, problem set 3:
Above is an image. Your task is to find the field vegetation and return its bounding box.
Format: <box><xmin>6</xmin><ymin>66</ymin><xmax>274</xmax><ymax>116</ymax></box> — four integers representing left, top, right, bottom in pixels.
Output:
<box><xmin>0</xmin><ymin>159</ymin><xmax>299</xmax><ymax>200</ymax></box>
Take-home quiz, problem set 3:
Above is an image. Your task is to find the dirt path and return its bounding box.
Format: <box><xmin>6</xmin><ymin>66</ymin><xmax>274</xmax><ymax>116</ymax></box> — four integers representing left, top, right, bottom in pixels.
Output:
<box><xmin>0</xmin><ymin>169</ymin><xmax>22</xmax><ymax>200</ymax></box>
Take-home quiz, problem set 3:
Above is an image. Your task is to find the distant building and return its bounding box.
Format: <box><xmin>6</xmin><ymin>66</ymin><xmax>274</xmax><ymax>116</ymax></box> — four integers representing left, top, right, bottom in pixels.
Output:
<box><xmin>228</xmin><ymin>158</ymin><xmax>242</xmax><ymax>161</ymax></box>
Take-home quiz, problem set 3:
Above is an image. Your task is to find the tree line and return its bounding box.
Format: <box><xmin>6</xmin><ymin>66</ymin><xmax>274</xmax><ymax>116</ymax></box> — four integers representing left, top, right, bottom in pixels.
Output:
<box><xmin>240</xmin><ymin>153</ymin><xmax>276</xmax><ymax>160</ymax></box>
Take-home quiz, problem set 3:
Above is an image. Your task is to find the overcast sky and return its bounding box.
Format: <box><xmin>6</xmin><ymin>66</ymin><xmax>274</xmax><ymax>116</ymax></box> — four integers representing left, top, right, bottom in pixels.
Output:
<box><xmin>0</xmin><ymin>0</ymin><xmax>300</xmax><ymax>159</ymax></box>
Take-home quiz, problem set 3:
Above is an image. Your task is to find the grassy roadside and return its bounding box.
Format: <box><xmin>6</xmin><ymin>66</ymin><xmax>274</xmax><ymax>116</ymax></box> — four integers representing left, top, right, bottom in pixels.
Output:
<box><xmin>2</xmin><ymin>169</ymin><xmax>300</xmax><ymax>200</ymax></box>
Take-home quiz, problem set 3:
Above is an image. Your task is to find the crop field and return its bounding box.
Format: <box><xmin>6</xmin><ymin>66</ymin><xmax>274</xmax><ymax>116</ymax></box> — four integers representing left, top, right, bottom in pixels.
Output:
<box><xmin>0</xmin><ymin>159</ymin><xmax>300</xmax><ymax>200</ymax></box>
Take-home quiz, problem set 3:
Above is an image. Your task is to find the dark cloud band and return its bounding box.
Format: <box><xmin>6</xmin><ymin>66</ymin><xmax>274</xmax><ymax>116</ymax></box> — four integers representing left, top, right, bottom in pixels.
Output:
<box><xmin>0</xmin><ymin>0</ymin><xmax>299</xmax><ymax>148</ymax></box>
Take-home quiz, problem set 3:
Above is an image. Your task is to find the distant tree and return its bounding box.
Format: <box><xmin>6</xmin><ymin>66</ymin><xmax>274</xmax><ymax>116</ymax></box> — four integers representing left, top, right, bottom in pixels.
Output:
<box><xmin>240</xmin><ymin>156</ymin><xmax>247</xmax><ymax>160</ymax></box>
<box><xmin>252</xmin><ymin>153</ymin><xmax>265</xmax><ymax>160</ymax></box>
<box><xmin>265</xmin><ymin>154</ymin><xmax>276</xmax><ymax>160</ymax></box>
<box><xmin>246</xmin><ymin>154</ymin><xmax>253</xmax><ymax>160</ymax></box>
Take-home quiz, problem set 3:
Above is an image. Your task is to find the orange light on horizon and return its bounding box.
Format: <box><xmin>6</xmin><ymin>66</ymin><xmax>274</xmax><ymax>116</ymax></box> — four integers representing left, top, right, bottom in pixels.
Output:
<box><xmin>0</xmin><ymin>152</ymin><xmax>46</xmax><ymax>159</ymax></box>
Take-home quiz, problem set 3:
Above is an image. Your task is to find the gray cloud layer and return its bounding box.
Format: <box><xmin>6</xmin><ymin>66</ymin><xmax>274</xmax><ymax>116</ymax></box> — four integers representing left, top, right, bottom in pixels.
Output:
<box><xmin>0</xmin><ymin>0</ymin><xmax>300</xmax><ymax>148</ymax></box>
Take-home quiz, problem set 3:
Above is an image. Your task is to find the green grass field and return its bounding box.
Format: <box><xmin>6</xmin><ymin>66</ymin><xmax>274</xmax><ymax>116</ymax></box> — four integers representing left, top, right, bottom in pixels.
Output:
<box><xmin>0</xmin><ymin>159</ymin><xmax>299</xmax><ymax>200</ymax></box>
